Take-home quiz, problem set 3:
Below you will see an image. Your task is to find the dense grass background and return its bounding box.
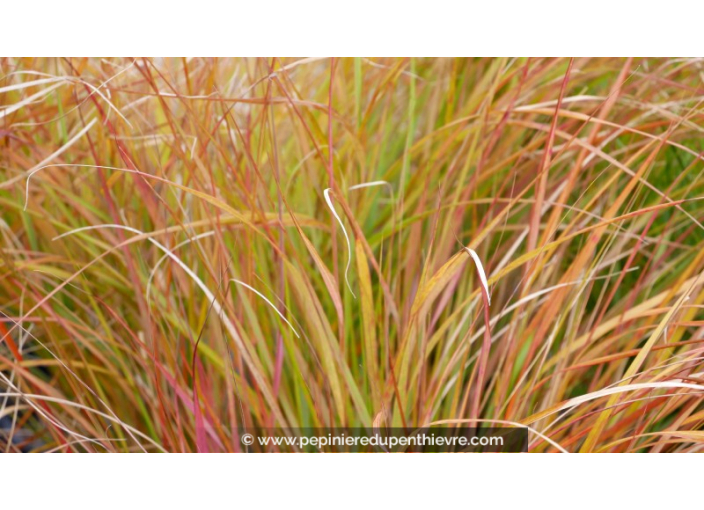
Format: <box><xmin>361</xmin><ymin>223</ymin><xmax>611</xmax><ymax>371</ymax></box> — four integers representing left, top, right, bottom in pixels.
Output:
<box><xmin>2</xmin><ymin>57</ymin><xmax>704</xmax><ymax>452</ymax></box>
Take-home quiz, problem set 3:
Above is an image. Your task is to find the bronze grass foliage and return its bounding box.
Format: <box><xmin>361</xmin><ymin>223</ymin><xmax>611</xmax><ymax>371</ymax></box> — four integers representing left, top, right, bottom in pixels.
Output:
<box><xmin>2</xmin><ymin>57</ymin><xmax>704</xmax><ymax>452</ymax></box>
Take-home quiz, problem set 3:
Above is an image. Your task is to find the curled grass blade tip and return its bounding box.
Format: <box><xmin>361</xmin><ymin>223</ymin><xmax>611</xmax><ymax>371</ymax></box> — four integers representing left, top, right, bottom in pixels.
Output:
<box><xmin>323</xmin><ymin>188</ymin><xmax>355</xmax><ymax>298</ymax></box>
<box><xmin>464</xmin><ymin>247</ymin><xmax>491</xmax><ymax>306</ymax></box>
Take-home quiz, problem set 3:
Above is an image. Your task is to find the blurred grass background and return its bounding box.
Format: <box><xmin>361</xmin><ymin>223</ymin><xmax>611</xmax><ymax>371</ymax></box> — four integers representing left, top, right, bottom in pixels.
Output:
<box><xmin>2</xmin><ymin>57</ymin><xmax>704</xmax><ymax>452</ymax></box>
